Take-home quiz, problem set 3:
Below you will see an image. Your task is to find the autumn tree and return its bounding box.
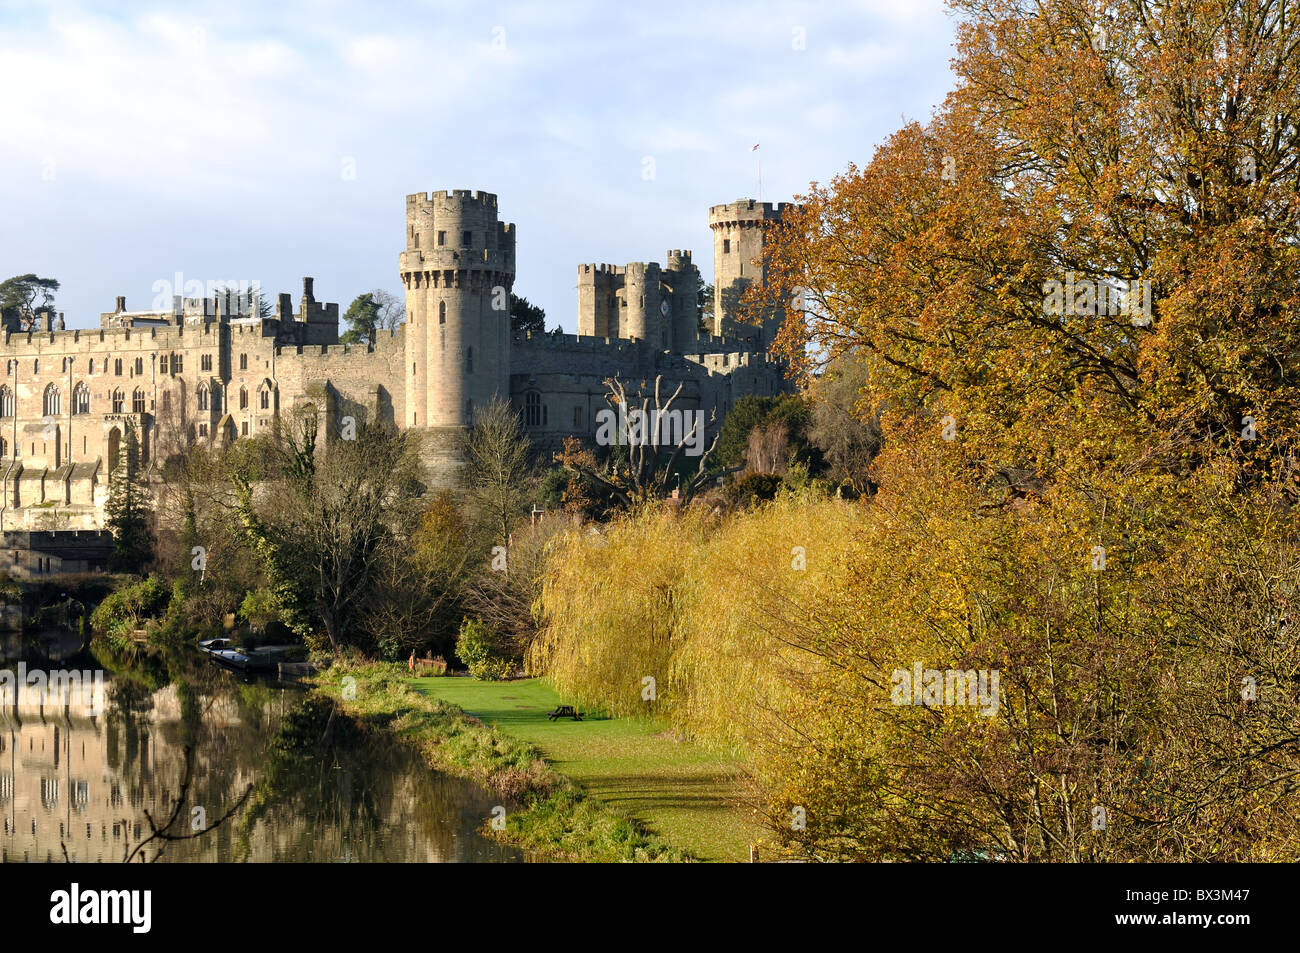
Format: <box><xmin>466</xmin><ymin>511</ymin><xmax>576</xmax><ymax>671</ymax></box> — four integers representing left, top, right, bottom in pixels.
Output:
<box><xmin>534</xmin><ymin>0</ymin><xmax>1300</xmax><ymax>862</ymax></box>
<box><xmin>762</xmin><ymin>0</ymin><xmax>1300</xmax><ymax>491</ymax></box>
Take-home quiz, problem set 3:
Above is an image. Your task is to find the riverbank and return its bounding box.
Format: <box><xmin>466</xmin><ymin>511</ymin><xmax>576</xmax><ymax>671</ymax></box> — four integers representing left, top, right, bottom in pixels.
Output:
<box><xmin>411</xmin><ymin>676</ymin><xmax>760</xmax><ymax>862</ymax></box>
<box><xmin>313</xmin><ymin>662</ymin><xmax>695</xmax><ymax>862</ymax></box>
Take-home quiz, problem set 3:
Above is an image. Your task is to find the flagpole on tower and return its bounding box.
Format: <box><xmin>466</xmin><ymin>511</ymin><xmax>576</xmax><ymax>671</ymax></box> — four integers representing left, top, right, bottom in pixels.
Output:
<box><xmin>753</xmin><ymin>142</ymin><xmax>762</xmax><ymax>202</ymax></box>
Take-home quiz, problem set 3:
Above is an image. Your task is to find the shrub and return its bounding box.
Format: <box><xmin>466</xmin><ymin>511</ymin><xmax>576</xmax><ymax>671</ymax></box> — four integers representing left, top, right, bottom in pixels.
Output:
<box><xmin>89</xmin><ymin>574</ymin><xmax>172</xmax><ymax>639</ymax></box>
<box><xmin>724</xmin><ymin>472</ymin><xmax>783</xmax><ymax>507</ymax></box>
<box><xmin>455</xmin><ymin>617</ymin><xmax>516</xmax><ymax>681</ymax></box>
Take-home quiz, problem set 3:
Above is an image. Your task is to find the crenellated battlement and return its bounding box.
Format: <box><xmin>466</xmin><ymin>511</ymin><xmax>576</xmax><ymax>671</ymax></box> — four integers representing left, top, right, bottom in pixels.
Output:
<box><xmin>578</xmin><ymin>263</ymin><xmax>622</xmax><ymax>276</ymax></box>
<box><xmin>513</xmin><ymin>329</ymin><xmax>642</xmax><ymax>354</ymax></box>
<box><xmin>407</xmin><ymin>189</ymin><xmax>499</xmax><ymax>209</ymax></box>
<box><xmin>273</xmin><ymin>327</ymin><xmax>402</xmax><ymax>361</ymax></box>
<box><xmin>708</xmin><ymin>198</ymin><xmax>792</xmax><ymax>225</ymax></box>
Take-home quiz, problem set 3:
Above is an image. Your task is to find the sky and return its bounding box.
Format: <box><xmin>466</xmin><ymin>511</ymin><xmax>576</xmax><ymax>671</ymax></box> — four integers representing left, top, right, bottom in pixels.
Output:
<box><xmin>0</xmin><ymin>0</ymin><xmax>959</xmax><ymax>332</ymax></box>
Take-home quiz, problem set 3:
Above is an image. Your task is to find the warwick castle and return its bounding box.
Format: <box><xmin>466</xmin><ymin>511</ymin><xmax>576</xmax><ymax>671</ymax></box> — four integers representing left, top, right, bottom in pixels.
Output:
<box><xmin>0</xmin><ymin>190</ymin><xmax>791</xmax><ymax>530</ymax></box>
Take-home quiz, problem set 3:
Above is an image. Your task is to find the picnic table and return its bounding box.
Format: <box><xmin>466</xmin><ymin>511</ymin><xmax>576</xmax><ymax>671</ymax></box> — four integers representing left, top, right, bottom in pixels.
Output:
<box><xmin>547</xmin><ymin>704</ymin><xmax>583</xmax><ymax>721</ymax></box>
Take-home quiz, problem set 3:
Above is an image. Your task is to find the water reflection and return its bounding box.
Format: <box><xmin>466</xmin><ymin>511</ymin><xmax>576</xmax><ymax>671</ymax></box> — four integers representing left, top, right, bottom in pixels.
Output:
<box><xmin>1</xmin><ymin>661</ymin><xmax>522</xmax><ymax>863</ymax></box>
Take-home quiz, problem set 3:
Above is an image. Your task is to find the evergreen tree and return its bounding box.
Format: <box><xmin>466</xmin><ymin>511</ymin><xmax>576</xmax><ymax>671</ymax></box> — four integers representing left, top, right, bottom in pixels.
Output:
<box><xmin>509</xmin><ymin>293</ymin><xmax>546</xmax><ymax>333</ymax></box>
<box><xmin>105</xmin><ymin>422</ymin><xmax>153</xmax><ymax>573</ymax></box>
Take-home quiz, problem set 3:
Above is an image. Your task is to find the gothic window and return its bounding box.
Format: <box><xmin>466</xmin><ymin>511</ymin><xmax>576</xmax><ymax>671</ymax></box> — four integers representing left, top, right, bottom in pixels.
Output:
<box><xmin>240</xmin><ymin>353</ymin><xmax>247</xmax><ymax>371</ymax></box>
<box><xmin>239</xmin><ymin>387</ymin><xmax>248</xmax><ymax>410</ymax></box>
<box><xmin>172</xmin><ymin>355</ymin><xmax>182</xmax><ymax>374</ymax></box>
<box><xmin>439</xmin><ymin>301</ymin><xmax>446</xmax><ymax>324</ymax></box>
<box><xmin>42</xmin><ymin>383</ymin><xmax>59</xmax><ymax>416</ymax></box>
<box><xmin>111</xmin><ymin>389</ymin><xmax>124</xmax><ymax>414</ymax></box>
<box><xmin>73</xmin><ymin>383</ymin><xmax>90</xmax><ymax>415</ymax></box>
<box><xmin>88</xmin><ymin>358</ymin><xmax>94</xmax><ymax>374</ymax></box>
<box><xmin>198</xmin><ymin>423</ymin><xmax>208</xmax><ymax>437</ymax></box>
<box><xmin>201</xmin><ymin>354</ymin><xmax>212</xmax><ymax>372</ymax></box>
<box><xmin>260</xmin><ymin>389</ymin><xmax>269</xmax><ymax>410</ymax></box>
<box><xmin>132</xmin><ymin>388</ymin><xmax>145</xmax><ymax>414</ymax></box>
<box><xmin>241</xmin><ymin>421</ymin><xmax>248</xmax><ymax>436</ymax></box>
<box><xmin>437</xmin><ymin>231</ymin><xmax>445</xmax><ymax>246</ymax></box>
<box><xmin>723</xmin><ymin>239</ymin><xmax>731</xmax><ymax>254</ymax></box>
<box><xmin>198</xmin><ymin>385</ymin><xmax>209</xmax><ymax>411</ymax></box>
<box><xmin>114</xmin><ymin>358</ymin><xmax>122</xmax><ymax>376</ymax></box>
<box><xmin>134</xmin><ymin>357</ymin><xmax>143</xmax><ymax>375</ymax></box>
<box><xmin>0</xmin><ymin>386</ymin><xmax>12</xmax><ymax>418</ymax></box>
<box><xmin>525</xmin><ymin>391</ymin><xmax>542</xmax><ymax>427</ymax></box>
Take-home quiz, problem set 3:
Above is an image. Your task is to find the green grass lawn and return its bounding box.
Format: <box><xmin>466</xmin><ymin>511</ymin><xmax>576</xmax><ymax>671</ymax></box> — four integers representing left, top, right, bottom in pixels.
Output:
<box><xmin>411</xmin><ymin>675</ymin><xmax>760</xmax><ymax>862</ymax></box>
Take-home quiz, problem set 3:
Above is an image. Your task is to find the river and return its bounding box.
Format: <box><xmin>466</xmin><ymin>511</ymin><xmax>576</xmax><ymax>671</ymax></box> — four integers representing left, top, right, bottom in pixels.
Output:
<box><xmin>1</xmin><ymin>634</ymin><xmax>522</xmax><ymax>863</ymax></box>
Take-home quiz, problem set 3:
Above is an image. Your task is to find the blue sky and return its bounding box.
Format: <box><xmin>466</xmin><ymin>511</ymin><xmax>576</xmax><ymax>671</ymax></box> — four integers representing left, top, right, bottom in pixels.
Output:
<box><xmin>0</xmin><ymin>0</ymin><xmax>958</xmax><ymax>331</ymax></box>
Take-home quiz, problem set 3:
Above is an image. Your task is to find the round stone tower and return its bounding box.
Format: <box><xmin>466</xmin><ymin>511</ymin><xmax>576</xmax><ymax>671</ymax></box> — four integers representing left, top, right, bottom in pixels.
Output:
<box><xmin>401</xmin><ymin>190</ymin><xmax>515</xmax><ymax>430</ymax></box>
<box><xmin>708</xmin><ymin>198</ymin><xmax>789</xmax><ymax>346</ymax></box>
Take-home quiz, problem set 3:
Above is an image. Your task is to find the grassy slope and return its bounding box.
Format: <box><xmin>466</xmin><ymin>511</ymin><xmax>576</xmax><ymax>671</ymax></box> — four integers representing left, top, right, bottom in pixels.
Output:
<box><xmin>317</xmin><ymin>663</ymin><xmax>690</xmax><ymax>862</ymax></box>
<box><xmin>412</xmin><ymin>675</ymin><xmax>760</xmax><ymax>863</ymax></box>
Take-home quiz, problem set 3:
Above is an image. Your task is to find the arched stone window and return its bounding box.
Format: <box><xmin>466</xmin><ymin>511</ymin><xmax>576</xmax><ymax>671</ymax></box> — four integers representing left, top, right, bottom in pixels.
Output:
<box><xmin>42</xmin><ymin>383</ymin><xmax>59</xmax><ymax>416</ymax></box>
<box><xmin>114</xmin><ymin>358</ymin><xmax>123</xmax><ymax>376</ymax></box>
<box><xmin>0</xmin><ymin>386</ymin><xmax>13</xmax><ymax>418</ymax></box>
<box><xmin>439</xmin><ymin>301</ymin><xmax>446</xmax><ymax>324</ymax></box>
<box><xmin>132</xmin><ymin>388</ymin><xmax>146</xmax><ymax>414</ymax></box>
<box><xmin>73</xmin><ymin>382</ymin><xmax>90</xmax><ymax>415</ymax></box>
<box><xmin>524</xmin><ymin>391</ymin><xmax>542</xmax><ymax>427</ymax></box>
<box><xmin>111</xmin><ymin>389</ymin><xmax>124</xmax><ymax>414</ymax></box>
<box><xmin>239</xmin><ymin>387</ymin><xmax>248</xmax><ymax>409</ymax></box>
<box><xmin>260</xmin><ymin>388</ymin><xmax>270</xmax><ymax>410</ymax></box>
<box><xmin>197</xmin><ymin>385</ymin><xmax>209</xmax><ymax>411</ymax></box>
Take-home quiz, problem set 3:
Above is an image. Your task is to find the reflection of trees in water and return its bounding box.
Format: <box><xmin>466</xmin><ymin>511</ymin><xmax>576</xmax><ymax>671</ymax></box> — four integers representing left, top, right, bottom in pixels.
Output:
<box><xmin>22</xmin><ymin>659</ymin><xmax>518</xmax><ymax>862</ymax></box>
<box><xmin>236</xmin><ymin>694</ymin><xmax>516</xmax><ymax>862</ymax></box>
<box><xmin>119</xmin><ymin>744</ymin><xmax>251</xmax><ymax>863</ymax></box>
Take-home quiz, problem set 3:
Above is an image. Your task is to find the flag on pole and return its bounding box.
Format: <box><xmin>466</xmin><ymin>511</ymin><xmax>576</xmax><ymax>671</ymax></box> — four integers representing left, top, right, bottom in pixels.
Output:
<box><xmin>752</xmin><ymin>143</ymin><xmax>760</xmax><ymax>151</ymax></box>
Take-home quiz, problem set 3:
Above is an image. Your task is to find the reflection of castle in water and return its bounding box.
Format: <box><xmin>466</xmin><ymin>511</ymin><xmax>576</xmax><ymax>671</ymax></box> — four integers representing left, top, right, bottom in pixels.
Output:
<box><xmin>1</xmin><ymin>677</ymin><xmax>519</xmax><ymax>862</ymax></box>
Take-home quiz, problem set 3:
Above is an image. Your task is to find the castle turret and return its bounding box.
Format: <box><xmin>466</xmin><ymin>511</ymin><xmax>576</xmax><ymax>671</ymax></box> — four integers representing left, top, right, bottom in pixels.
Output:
<box><xmin>708</xmin><ymin>199</ymin><xmax>790</xmax><ymax>346</ymax></box>
<box><xmin>401</xmin><ymin>190</ymin><xmax>515</xmax><ymax>434</ymax></box>
<box><xmin>621</xmin><ymin>261</ymin><xmax>662</xmax><ymax>350</ymax></box>
<box><xmin>577</xmin><ymin>264</ymin><xmax>619</xmax><ymax>339</ymax></box>
<box><xmin>663</xmin><ymin>249</ymin><xmax>698</xmax><ymax>352</ymax></box>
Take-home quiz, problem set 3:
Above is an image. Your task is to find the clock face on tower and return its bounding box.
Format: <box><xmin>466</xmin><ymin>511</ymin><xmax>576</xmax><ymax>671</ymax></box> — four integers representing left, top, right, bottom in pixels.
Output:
<box><xmin>660</xmin><ymin>299</ymin><xmax>671</xmax><ymax>317</ymax></box>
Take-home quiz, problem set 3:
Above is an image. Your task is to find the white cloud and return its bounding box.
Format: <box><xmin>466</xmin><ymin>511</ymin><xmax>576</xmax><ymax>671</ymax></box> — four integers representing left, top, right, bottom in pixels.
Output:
<box><xmin>0</xmin><ymin>0</ymin><xmax>956</xmax><ymax>329</ymax></box>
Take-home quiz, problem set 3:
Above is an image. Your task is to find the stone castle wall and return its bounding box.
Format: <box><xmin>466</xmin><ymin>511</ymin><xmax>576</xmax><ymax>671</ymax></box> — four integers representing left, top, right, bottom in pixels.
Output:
<box><xmin>1</xmin><ymin>189</ymin><xmax>791</xmax><ymax>523</ymax></box>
